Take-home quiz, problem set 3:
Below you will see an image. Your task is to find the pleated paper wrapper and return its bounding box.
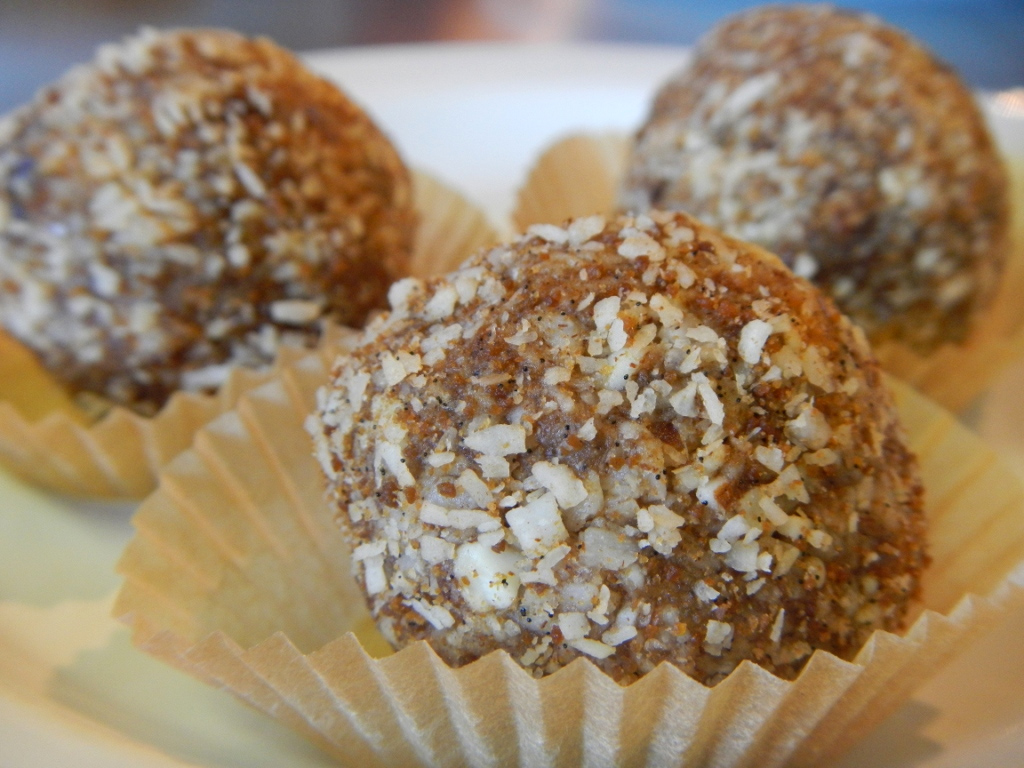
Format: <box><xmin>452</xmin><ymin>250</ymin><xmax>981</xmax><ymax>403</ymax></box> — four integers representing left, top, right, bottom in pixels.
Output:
<box><xmin>512</xmin><ymin>133</ymin><xmax>1024</xmax><ymax>414</ymax></box>
<box><xmin>113</xmin><ymin>349</ymin><xmax>1024</xmax><ymax>768</ymax></box>
<box><xmin>0</xmin><ymin>170</ymin><xmax>497</xmax><ymax>500</ymax></box>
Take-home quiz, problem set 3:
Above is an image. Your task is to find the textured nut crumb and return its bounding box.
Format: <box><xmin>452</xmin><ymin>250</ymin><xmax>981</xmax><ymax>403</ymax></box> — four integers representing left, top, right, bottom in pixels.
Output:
<box><xmin>312</xmin><ymin>209</ymin><xmax>927</xmax><ymax>685</ymax></box>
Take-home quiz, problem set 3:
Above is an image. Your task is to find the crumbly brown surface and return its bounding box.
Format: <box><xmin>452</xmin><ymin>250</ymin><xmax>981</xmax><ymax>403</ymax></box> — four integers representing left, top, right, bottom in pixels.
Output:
<box><xmin>312</xmin><ymin>210</ymin><xmax>927</xmax><ymax>685</ymax></box>
<box><xmin>620</xmin><ymin>4</ymin><xmax>1009</xmax><ymax>351</ymax></box>
<box><xmin>0</xmin><ymin>27</ymin><xmax>414</xmax><ymax>415</ymax></box>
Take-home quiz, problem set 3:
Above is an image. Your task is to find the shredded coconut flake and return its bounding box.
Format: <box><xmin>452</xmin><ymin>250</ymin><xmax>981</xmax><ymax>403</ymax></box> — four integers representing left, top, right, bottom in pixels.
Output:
<box><xmin>695</xmin><ymin>373</ymin><xmax>725</xmax><ymax>425</ymax></box>
<box><xmin>423</xmin><ymin>283</ymin><xmax>459</xmax><ymax>321</ymax></box>
<box><xmin>453</xmin><ymin>542</ymin><xmax>521</xmax><ymax>612</ymax></box>
<box><xmin>419</xmin><ymin>535</ymin><xmax>455</xmax><ymax>565</ymax></box>
<box><xmin>704</xmin><ymin>620</ymin><xmax>734</xmax><ymax>655</ymax></box>
<box><xmin>593</xmin><ymin>296</ymin><xmax>621</xmax><ymax>332</ymax></box>
<box><xmin>694</xmin><ymin>581</ymin><xmax>721</xmax><ymax>602</ymax></box>
<box><xmin>506</xmin><ymin>492</ymin><xmax>568</xmax><ymax>557</ymax></box>
<box><xmin>618</xmin><ymin>232</ymin><xmax>666</xmax><ymax>261</ymax></box>
<box><xmin>464</xmin><ymin>424</ymin><xmax>527</xmax><ymax>456</ymax></box>
<box><xmin>426</xmin><ymin>451</ymin><xmax>455</xmax><ymax>467</ymax></box>
<box><xmin>405</xmin><ymin>599</ymin><xmax>456</xmax><ymax>630</ymax></box>
<box><xmin>532</xmin><ymin>461</ymin><xmax>588</xmax><ymax>509</ymax></box>
<box><xmin>738</xmin><ymin>319</ymin><xmax>773</xmax><ymax>364</ymax></box>
<box><xmin>544</xmin><ymin>366</ymin><xmax>572</xmax><ymax>385</ymax></box>
<box><xmin>568</xmin><ymin>637</ymin><xmax>616</xmax><ymax>659</ymax></box>
<box><xmin>568</xmin><ymin>214</ymin><xmax>605</xmax><ymax>246</ymax></box>
<box><xmin>380</xmin><ymin>351</ymin><xmax>408</xmax><ymax>386</ymax></box>
<box><xmin>602</xmin><ymin>625</ymin><xmax>638</xmax><ymax>646</ymax></box>
<box><xmin>557</xmin><ymin>612</ymin><xmax>591</xmax><ymax>642</ymax></box>
<box><xmin>754</xmin><ymin>445</ymin><xmax>785</xmax><ymax>472</ymax></box>
<box><xmin>578</xmin><ymin>418</ymin><xmax>597</xmax><ymax>441</ymax></box>
<box><xmin>770</xmin><ymin>608</ymin><xmax>786</xmax><ymax>644</ymax></box>
<box><xmin>529</xmin><ymin>223</ymin><xmax>569</xmax><ymax>244</ymax></box>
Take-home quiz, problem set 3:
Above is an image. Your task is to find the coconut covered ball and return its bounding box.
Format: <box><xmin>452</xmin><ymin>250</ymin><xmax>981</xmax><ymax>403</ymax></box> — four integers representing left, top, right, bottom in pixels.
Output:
<box><xmin>0</xmin><ymin>27</ymin><xmax>414</xmax><ymax>415</ymax></box>
<box><xmin>620</xmin><ymin>4</ymin><xmax>1009</xmax><ymax>351</ymax></box>
<box><xmin>312</xmin><ymin>210</ymin><xmax>927</xmax><ymax>685</ymax></box>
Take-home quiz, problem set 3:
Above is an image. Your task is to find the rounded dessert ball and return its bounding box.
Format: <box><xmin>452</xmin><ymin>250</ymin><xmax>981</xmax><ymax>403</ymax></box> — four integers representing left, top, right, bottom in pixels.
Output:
<box><xmin>0</xmin><ymin>27</ymin><xmax>414</xmax><ymax>415</ymax></box>
<box><xmin>620</xmin><ymin>4</ymin><xmax>1009</xmax><ymax>351</ymax></box>
<box><xmin>312</xmin><ymin>210</ymin><xmax>927</xmax><ymax>685</ymax></box>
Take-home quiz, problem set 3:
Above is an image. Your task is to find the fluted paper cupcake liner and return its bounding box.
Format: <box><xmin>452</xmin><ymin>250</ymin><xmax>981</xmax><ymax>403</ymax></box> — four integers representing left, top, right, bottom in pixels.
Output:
<box><xmin>113</xmin><ymin>351</ymin><xmax>1024</xmax><ymax>767</ymax></box>
<box><xmin>512</xmin><ymin>134</ymin><xmax>1024</xmax><ymax>414</ymax></box>
<box><xmin>410</xmin><ymin>170</ymin><xmax>501</xmax><ymax>278</ymax></box>
<box><xmin>0</xmin><ymin>171</ymin><xmax>497</xmax><ymax>500</ymax></box>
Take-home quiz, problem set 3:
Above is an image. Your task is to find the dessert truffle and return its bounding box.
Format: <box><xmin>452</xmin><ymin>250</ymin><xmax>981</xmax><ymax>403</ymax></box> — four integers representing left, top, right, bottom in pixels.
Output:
<box><xmin>312</xmin><ymin>210</ymin><xmax>927</xmax><ymax>685</ymax></box>
<box><xmin>0</xmin><ymin>27</ymin><xmax>414</xmax><ymax>415</ymax></box>
<box><xmin>620</xmin><ymin>4</ymin><xmax>1009</xmax><ymax>351</ymax></box>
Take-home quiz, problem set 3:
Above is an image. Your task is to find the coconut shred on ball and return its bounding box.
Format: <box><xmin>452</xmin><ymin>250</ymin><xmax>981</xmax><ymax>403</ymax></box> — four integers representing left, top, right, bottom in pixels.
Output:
<box><xmin>0</xmin><ymin>27</ymin><xmax>414</xmax><ymax>415</ymax></box>
<box><xmin>312</xmin><ymin>210</ymin><xmax>927</xmax><ymax>684</ymax></box>
<box><xmin>620</xmin><ymin>4</ymin><xmax>1009</xmax><ymax>351</ymax></box>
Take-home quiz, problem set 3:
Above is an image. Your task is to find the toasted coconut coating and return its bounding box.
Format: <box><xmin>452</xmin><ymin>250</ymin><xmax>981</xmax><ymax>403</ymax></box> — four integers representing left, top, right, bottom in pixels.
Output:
<box><xmin>621</xmin><ymin>4</ymin><xmax>1009</xmax><ymax>351</ymax></box>
<box><xmin>0</xmin><ymin>27</ymin><xmax>414</xmax><ymax>414</ymax></box>
<box><xmin>312</xmin><ymin>210</ymin><xmax>927</xmax><ymax>685</ymax></box>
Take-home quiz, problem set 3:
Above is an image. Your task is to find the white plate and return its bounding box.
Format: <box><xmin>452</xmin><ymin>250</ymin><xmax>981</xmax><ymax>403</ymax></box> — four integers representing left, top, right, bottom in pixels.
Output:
<box><xmin>1</xmin><ymin>42</ymin><xmax>1023</xmax><ymax>767</ymax></box>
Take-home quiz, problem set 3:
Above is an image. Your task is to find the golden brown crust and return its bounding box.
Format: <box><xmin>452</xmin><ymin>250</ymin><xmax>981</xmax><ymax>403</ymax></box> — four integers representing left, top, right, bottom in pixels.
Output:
<box><xmin>621</xmin><ymin>4</ymin><xmax>1010</xmax><ymax>351</ymax></box>
<box><xmin>312</xmin><ymin>210</ymin><xmax>927</xmax><ymax>685</ymax></box>
<box><xmin>0</xmin><ymin>27</ymin><xmax>414</xmax><ymax>414</ymax></box>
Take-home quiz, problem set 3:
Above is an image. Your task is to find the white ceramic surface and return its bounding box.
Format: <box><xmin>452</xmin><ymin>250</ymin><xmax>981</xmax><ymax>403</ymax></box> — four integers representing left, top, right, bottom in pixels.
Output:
<box><xmin>1</xmin><ymin>41</ymin><xmax>1023</xmax><ymax>767</ymax></box>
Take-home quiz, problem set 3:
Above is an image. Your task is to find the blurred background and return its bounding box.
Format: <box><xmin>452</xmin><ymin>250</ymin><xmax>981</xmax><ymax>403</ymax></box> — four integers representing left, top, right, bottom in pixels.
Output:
<box><xmin>1</xmin><ymin>0</ymin><xmax>1022</xmax><ymax>113</ymax></box>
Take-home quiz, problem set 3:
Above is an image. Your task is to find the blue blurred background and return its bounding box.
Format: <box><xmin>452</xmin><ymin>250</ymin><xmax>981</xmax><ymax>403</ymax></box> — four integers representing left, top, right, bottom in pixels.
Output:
<box><xmin>1</xmin><ymin>0</ymin><xmax>1022</xmax><ymax>114</ymax></box>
